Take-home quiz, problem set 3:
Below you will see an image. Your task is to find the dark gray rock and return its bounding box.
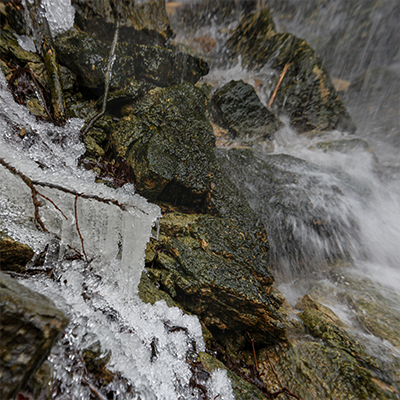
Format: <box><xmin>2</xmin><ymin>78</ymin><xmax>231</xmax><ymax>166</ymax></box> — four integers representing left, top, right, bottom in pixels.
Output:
<box><xmin>0</xmin><ymin>272</ymin><xmax>69</xmax><ymax>400</ymax></box>
<box><xmin>226</xmin><ymin>9</ymin><xmax>355</xmax><ymax>133</ymax></box>
<box><xmin>72</xmin><ymin>0</ymin><xmax>173</xmax><ymax>46</ymax></box>
<box><xmin>211</xmin><ymin>80</ymin><xmax>283</xmax><ymax>142</ymax></box>
<box><xmin>55</xmin><ymin>29</ymin><xmax>209</xmax><ymax>92</ymax></box>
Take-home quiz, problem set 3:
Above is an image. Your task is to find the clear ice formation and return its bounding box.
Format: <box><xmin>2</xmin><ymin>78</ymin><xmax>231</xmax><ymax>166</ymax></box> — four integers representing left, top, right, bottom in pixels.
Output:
<box><xmin>0</xmin><ymin>31</ymin><xmax>233</xmax><ymax>399</ymax></box>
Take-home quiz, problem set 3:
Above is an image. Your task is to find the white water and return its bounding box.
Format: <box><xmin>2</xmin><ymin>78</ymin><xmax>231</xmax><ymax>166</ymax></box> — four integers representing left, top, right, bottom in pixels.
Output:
<box><xmin>173</xmin><ymin>0</ymin><xmax>400</xmax><ymax>370</ymax></box>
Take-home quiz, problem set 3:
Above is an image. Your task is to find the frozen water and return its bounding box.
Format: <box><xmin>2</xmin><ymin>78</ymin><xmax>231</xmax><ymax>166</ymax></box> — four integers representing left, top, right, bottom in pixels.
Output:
<box><xmin>0</xmin><ymin>56</ymin><xmax>233</xmax><ymax>400</ymax></box>
<box><xmin>41</xmin><ymin>0</ymin><xmax>75</xmax><ymax>37</ymax></box>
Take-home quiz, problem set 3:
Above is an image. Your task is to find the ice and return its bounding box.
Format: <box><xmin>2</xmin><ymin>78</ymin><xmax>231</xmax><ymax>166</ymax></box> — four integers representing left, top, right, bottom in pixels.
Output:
<box><xmin>0</xmin><ymin>56</ymin><xmax>233</xmax><ymax>398</ymax></box>
<box><xmin>41</xmin><ymin>0</ymin><xmax>75</xmax><ymax>37</ymax></box>
<box><xmin>15</xmin><ymin>34</ymin><xmax>36</xmax><ymax>52</ymax></box>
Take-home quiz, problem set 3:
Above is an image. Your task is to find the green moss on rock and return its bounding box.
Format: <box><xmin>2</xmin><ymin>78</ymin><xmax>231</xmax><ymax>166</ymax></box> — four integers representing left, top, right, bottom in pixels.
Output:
<box><xmin>146</xmin><ymin>212</ymin><xmax>284</xmax><ymax>344</ymax></box>
<box><xmin>198</xmin><ymin>351</ymin><xmax>267</xmax><ymax>400</ymax></box>
<box><xmin>226</xmin><ymin>9</ymin><xmax>355</xmax><ymax>133</ymax></box>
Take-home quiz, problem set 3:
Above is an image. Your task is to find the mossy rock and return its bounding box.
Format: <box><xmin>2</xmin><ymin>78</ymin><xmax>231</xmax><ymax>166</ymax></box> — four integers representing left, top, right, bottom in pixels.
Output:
<box><xmin>146</xmin><ymin>212</ymin><xmax>285</xmax><ymax>344</ymax></box>
<box><xmin>55</xmin><ymin>29</ymin><xmax>209</xmax><ymax>92</ymax></box>
<box><xmin>258</xmin><ymin>341</ymin><xmax>398</xmax><ymax>400</ymax></box>
<box><xmin>138</xmin><ymin>271</ymin><xmax>182</xmax><ymax>310</ymax></box>
<box><xmin>297</xmin><ymin>294</ymin><xmax>378</xmax><ymax>369</ymax></box>
<box><xmin>197</xmin><ymin>351</ymin><xmax>267</xmax><ymax>400</ymax></box>
<box><xmin>226</xmin><ymin>9</ymin><xmax>355</xmax><ymax>133</ymax></box>
<box><xmin>72</xmin><ymin>0</ymin><xmax>173</xmax><ymax>46</ymax></box>
<box><xmin>211</xmin><ymin>79</ymin><xmax>283</xmax><ymax>142</ymax></box>
<box><xmin>0</xmin><ymin>233</ymin><xmax>34</xmax><ymax>273</ymax></box>
<box><xmin>110</xmin><ymin>82</ymin><xmax>215</xmax><ymax>208</ymax></box>
<box><xmin>0</xmin><ymin>272</ymin><xmax>69</xmax><ymax>400</ymax></box>
<box><xmin>0</xmin><ymin>28</ymin><xmax>41</xmax><ymax>65</ymax></box>
<box><xmin>308</xmin><ymin>266</ymin><xmax>400</xmax><ymax>350</ymax></box>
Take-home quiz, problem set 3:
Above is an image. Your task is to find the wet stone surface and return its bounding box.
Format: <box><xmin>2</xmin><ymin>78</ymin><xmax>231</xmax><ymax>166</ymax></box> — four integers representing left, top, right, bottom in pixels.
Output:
<box><xmin>211</xmin><ymin>79</ymin><xmax>283</xmax><ymax>143</ymax></box>
<box><xmin>145</xmin><ymin>212</ymin><xmax>285</xmax><ymax>344</ymax></box>
<box><xmin>226</xmin><ymin>9</ymin><xmax>355</xmax><ymax>133</ymax></box>
<box><xmin>0</xmin><ymin>272</ymin><xmax>69</xmax><ymax>400</ymax></box>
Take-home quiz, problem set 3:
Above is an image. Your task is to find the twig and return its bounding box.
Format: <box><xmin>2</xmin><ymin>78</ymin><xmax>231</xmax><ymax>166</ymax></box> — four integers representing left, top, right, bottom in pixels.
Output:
<box><xmin>74</xmin><ymin>195</ymin><xmax>89</xmax><ymax>264</ymax></box>
<box><xmin>268</xmin><ymin>62</ymin><xmax>290</xmax><ymax>108</ymax></box>
<box><xmin>81</xmin><ymin>378</ymin><xmax>108</xmax><ymax>400</ymax></box>
<box><xmin>31</xmin><ymin>180</ymin><xmax>148</xmax><ymax>215</ymax></box>
<box><xmin>81</xmin><ymin>21</ymin><xmax>120</xmax><ymax>136</ymax></box>
<box><xmin>247</xmin><ymin>332</ymin><xmax>259</xmax><ymax>371</ymax></box>
<box><xmin>27</xmin><ymin>0</ymin><xmax>67</xmax><ymax>124</ymax></box>
<box><xmin>37</xmin><ymin>192</ymin><xmax>68</xmax><ymax>220</ymax></box>
<box><xmin>265</xmin><ymin>352</ymin><xmax>283</xmax><ymax>388</ymax></box>
<box><xmin>0</xmin><ymin>157</ymin><xmax>47</xmax><ymax>231</ymax></box>
<box><xmin>266</xmin><ymin>352</ymin><xmax>302</xmax><ymax>400</ymax></box>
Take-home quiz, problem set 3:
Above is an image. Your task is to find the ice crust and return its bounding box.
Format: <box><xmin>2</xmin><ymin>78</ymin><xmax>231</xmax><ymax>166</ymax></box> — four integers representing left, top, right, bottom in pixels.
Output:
<box><xmin>0</xmin><ymin>48</ymin><xmax>234</xmax><ymax>399</ymax></box>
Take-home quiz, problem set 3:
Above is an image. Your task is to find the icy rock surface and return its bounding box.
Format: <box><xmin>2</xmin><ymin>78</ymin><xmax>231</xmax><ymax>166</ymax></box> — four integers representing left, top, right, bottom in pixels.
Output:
<box><xmin>0</xmin><ymin>62</ymin><xmax>234</xmax><ymax>399</ymax></box>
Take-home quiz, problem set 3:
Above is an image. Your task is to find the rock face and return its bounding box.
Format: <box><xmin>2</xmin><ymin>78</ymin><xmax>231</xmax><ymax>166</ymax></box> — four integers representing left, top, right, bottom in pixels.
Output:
<box><xmin>55</xmin><ymin>29</ymin><xmax>209</xmax><ymax>92</ymax></box>
<box><xmin>72</xmin><ymin>0</ymin><xmax>173</xmax><ymax>46</ymax></box>
<box><xmin>215</xmin><ymin>147</ymin><xmax>362</xmax><ymax>275</ymax></box>
<box><xmin>110</xmin><ymin>82</ymin><xmax>215</xmax><ymax>208</ymax></box>
<box><xmin>0</xmin><ymin>272</ymin><xmax>69</xmax><ymax>400</ymax></box>
<box><xmin>255</xmin><ymin>292</ymin><xmax>399</xmax><ymax>400</ymax></box>
<box><xmin>226</xmin><ymin>9</ymin><xmax>355</xmax><ymax>133</ymax></box>
<box><xmin>211</xmin><ymin>80</ymin><xmax>283</xmax><ymax>142</ymax></box>
<box><xmin>145</xmin><ymin>212</ymin><xmax>285</xmax><ymax>344</ymax></box>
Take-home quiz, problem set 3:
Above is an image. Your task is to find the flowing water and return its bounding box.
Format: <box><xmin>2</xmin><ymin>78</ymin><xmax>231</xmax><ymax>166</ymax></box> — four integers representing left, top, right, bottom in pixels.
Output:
<box><xmin>1</xmin><ymin>0</ymin><xmax>400</xmax><ymax>398</ymax></box>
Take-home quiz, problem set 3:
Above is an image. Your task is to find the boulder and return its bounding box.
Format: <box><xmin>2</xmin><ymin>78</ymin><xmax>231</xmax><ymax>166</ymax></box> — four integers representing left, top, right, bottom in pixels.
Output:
<box><xmin>55</xmin><ymin>29</ymin><xmax>209</xmax><ymax>92</ymax></box>
<box><xmin>0</xmin><ymin>234</ymin><xmax>34</xmax><ymax>273</ymax></box>
<box><xmin>211</xmin><ymin>80</ymin><xmax>283</xmax><ymax>142</ymax></box>
<box><xmin>72</xmin><ymin>0</ymin><xmax>173</xmax><ymax>46</ymax></box>
<box><xmin>109</xmin><ymin>82</ymin><xmax>215</xmax><ymax>208</ymax></box>
<box><xmin>145</xmin><ymin>212</ymin><xmax>285</xmax><ymax>344</ymax></box>
<box><xmin>0</xmin><ymin>272</ymin><xmax>69</xmax><ymax>400</ymax></box>
<box><xmin>226</xmin><ymin>9</ymin><xmax>355</xmax><ymax>133</ymax></box>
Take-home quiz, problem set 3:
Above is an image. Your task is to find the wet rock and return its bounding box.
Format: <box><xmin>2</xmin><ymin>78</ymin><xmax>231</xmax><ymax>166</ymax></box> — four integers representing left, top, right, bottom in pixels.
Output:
<box><xmin>145</xmin><ymin>212</ymin><xmax>285</xmax><ymax>344</ymax></box>
<box><xmin>296</xmin><ymin>294</ymin><xmax>378</xmax><ymax>369</ymax></box>
<box><xmin>72</xmin><ymin>0</ymin><xmax>173</xmax><ymax>46</ymax></box>
<box><xmin>82</xmin><ymin>341</ymin><xmax>114</xmax><ymax>384</ymax></box>
<box><xmin>258</xmin><ymin>340</ymin><xmax>397</xmax><ymax>400</ymax></box>
<box><xmin>0</xmin><ymin>233</ymin><xmax>34</xmax><ymax>273</ymax></box>
<box><xmin>211</xmin><ymin>80</ymin><xmax>283</xmax><ymax>143</ymax></box>
<box><xmin>311</xmin><ymin>138</ymin><xmax>373</xmax><ymax>153</ymax></box>
<box><xmin>55</xmin><ymin>29</ymin><xmax>209</xmax><ymax>92</ymax></box>
<box><xmin>0</xmin><ymin>272</ymin><xmax>69</xmax><ymax>400</ymax></box>
<box><xmin>215</xmin><ymin>147</ymin><xmax>362</xmax><ymax>275</ymax></box>
<box><xmin>198</xmin><ymin>351</ymin><xmax>267</xmax><ymax>400</ymax></box>
<box><xmin>226</xmin><ymin>9</ymin><xmax>355</xmax><ymax>133</ymax></box>
<box><xmin>308</xmin><ymin>264</ymin><xmax>400</xmax><ymax>350</ymax></box>
<box><xmin>110</xmin><ymin>82</ymin><xmax>215</xmax><ymax>208</ymax></box>
<box><xmin>138</xmin><ymin>271</ymin><xmax>182</xmax><ymax>310</ymax></box>
<box><xmin>0</xmin><ymin>1</ymin><xmax>26</xmax><ymax>35</ymax></box>
<box><xmin>0</xmin><ymin>28</ymin><xmax>41</xmax><ymax>64</ymax></box>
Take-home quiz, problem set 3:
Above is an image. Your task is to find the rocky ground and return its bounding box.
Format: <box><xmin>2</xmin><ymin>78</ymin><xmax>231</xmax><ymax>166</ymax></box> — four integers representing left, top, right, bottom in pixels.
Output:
<box><xmin>1</xmin><ymin>1</ymin><xmax>399</xmax><ymax>399</ymax></box>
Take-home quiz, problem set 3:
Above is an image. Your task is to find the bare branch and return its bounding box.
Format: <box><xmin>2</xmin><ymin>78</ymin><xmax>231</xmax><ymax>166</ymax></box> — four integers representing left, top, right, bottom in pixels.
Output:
<box><xmin>74</xmin><ymin>194</ymin><xmax>89</xmax><ymax>264</ymax></box>
<box><xmin>268</xmin><ymin>63</ymin><xmax>290</xmax><ymax>108</ymax></box>
<box><xmin>81</xmin><ymin>21</ymin><xmax>120</xmax><ymax>136</ymax></box>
